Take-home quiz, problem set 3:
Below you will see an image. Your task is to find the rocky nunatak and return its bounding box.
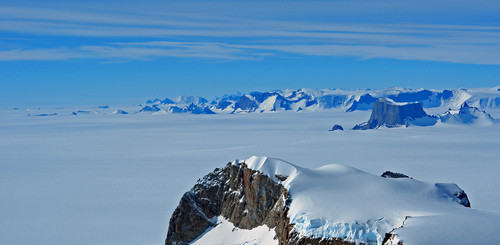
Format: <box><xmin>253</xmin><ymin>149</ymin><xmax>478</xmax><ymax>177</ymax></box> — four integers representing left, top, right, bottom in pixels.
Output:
<box><xmin>165</xmin><ymin>162</ymin><xmax>354</xmax><ymax>245</ymax></box>
<box><xmin>165</xmin><ymin>162</ymin><xmax>291</xmax><ymax>245</ymax></box>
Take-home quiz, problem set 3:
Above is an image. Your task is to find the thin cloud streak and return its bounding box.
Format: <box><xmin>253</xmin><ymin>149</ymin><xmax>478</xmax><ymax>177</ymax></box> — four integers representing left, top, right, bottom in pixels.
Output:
<box><xmin>1</xmin><ymin>4</ymin><xmax>499</xmax><ymax>65</ymax></box>
<box><xmin>1</xmin><ymin>40</ymin><xmax>499</xmax><ymax>65</ymax></box>
<box><xmin>2</xmin><ymin>19</ymin><xmax>499</xmax><ymax>47</ymax></box>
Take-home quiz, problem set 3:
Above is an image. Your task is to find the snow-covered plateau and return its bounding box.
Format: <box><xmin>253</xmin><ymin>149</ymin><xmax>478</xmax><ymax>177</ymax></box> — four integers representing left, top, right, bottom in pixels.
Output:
<box><xmin>1</xmin><ymin>87</ymin><xmax>500</xmax><ymax>245</ymax></box>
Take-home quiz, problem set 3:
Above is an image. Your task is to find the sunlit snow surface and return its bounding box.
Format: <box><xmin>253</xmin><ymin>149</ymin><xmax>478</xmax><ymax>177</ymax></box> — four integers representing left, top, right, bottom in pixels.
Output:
<box><xmin>1</xmin><ymin>106</ymin><xmax>500</xmax><ymax>245</ymax></box>
<box><xmin>191</xmin><ymin>216</ymin><xmax>277</xmax><ymax>245</ymax></box>
<box><xmin>242</xmin><ymin>156</ymin><xmax>500</xmax><ymax>245</ymax></box>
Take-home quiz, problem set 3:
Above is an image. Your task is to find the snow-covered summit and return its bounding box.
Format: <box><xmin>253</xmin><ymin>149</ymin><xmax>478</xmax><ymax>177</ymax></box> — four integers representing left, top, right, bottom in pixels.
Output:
<box><xmin>237</xmin><ymin>156</ymin><xmax>300</xmax><ymax>188</ymax></box>
<box><xmin>167</xmin><ymin>156</ymin><xmax>500</xmax><ymax>245</ymax></box>
<box><xmin>241</xmin><ymin>156</ymin><xmax>475</xmax><ymax>244</ymax></box>
<box><xmin>440</xmin><ymin>102</ymin><xmax>496</xmax><ymax>125</ymax></box>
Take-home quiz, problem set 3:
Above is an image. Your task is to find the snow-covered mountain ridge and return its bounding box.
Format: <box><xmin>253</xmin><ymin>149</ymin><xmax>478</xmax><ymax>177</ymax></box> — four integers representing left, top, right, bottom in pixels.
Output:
<box><xmin>144</xmin><ymin>86</ymin><xmax>500</xmax><ymax>115</ymax></box>
<box><xmin>15</xmin><ymin>86</ymin><xmax>500</xmax><ymax>117</ymax></box>
<box><xmin>166</xmin><ymin>156</ymin><xmax>500</xmax><ymax>245</ymax></box>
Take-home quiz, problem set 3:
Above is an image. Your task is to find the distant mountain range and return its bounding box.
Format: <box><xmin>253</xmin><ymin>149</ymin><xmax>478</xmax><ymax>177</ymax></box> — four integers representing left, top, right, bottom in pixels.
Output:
<box><xmin>140</xmin><ymin>86</ymin><xmax>500</xmax><ymax>114</ymax></box>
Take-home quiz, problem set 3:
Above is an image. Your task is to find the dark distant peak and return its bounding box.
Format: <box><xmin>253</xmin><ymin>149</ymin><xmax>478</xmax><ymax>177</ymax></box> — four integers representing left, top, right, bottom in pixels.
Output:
<box><xmin>249</xmin><ymin>91</ymin><xmax>280</xmax><ymax>103</ymax></box>
<box><xmin>329</xmin><ymin>124</ymin><xmax>344</xmax><ymax>131</ymax></box>
<box><xmin>199</xmin><ymin>97</ymin><xmax>209</xmax><ymax>104</ymax></box>
<box><xmin>381</xmin><ymin>171</ymin><xmax>411</xmax><ymax>179</ymax></box>
<box><xmin>461</xmin><ymin>102</ymin><xmax>470</xmax><ymax>109</ymax></box>
<box><xmin>234</xmin><ymin>95</ymin><xmax>257</xmax><ymax>111</ymax></box>
<box><xmin>161</xmin><ymin>98</ymin><xmax>174</xmax><ymax>104</ymax></box>
<box><xmin>442</xmin><ymin>90</ymin><xmax>454</xmax><ymax>100</ymax></box>
<box><xmin>216</xmin><ymin>100</ymin><xmax>233</xmax><ymax>110</ymax></box>
<box><xmin>346</xmin><ymin>94</ymin><xmax>377</xmax><ymax>112</ymax></box>
<box><xmin>388</xmin><ymin>89</ymin><xmax>433</xmax><ymax>103</ymax></box>
<box><xmin>203</xmin><ymin>107</ymin><xmax>216</xmax><ymax>114</ymax></box>
<box><xmin>140</xmin><ymin>105</ymin><xmax>161</xmax><ymax>112</ymax></box>
<box><xmin>146</xmin><ymin>99</ymin><xmax>161</xmax><ymax>104</ymax></box>
<box><xmin>359</xmin><ymin>93</ymin><xmax>377</xmax><ymax>103</ymax></box>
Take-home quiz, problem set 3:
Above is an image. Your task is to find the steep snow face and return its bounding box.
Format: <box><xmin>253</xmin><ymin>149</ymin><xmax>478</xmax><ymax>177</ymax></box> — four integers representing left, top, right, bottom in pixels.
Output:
<box><xmin>242</xmin><ymin>156</ymin><xmax>484</xmax><ymax>245</ymax></box>
<box><xmin>241</xmin><ymin>156</ymin><xmax>300</xmax><ymax>188</ymax></box>
<box><xmin>191</xmin><ymin>217</ymin><xmax>278</xmax><ymax>245</ymax></box>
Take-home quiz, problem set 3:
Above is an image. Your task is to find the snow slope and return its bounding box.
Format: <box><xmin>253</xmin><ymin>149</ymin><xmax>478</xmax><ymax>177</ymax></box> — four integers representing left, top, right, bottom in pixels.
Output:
<box><xmin>191</xmin><ymin>217</ymin><xmax>277</xmax><ymax>245</ymax></box>
<box><xmin>238</xmin><ymin>156</ymin><xmax>498</xmax><ymax>245</ymax></box>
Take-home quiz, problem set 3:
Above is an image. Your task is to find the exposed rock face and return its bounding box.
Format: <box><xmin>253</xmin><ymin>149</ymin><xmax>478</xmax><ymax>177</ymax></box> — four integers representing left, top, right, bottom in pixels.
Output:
<box><xmin>165</xmin><ymin>163</ymin><xmax>292</xmax><ymax>245</ymax></box>
<box><xmin>434</xmin><ymin>183</ymin><xmax>471</xmax><ymax>208</ymax></box>
<box><xmin>235</xmin><ymin>95</ymin><xmax>258</xmax><ymax>111</ymax></box>
<box><xmin>454</xmin><ymin>190</ymin><xmax>471</xmax><ymax>208</ymax></box>
<box><xmin>353</xmin><ymin>98</ymin><xmax>432</xmax><ymax>130</ymax></box>
<box><xmin>139</xmin><ymin>105</ymin><xmax>161</xmax><ymax>113</ymax></box>
<box><xmin>287</xmin><ymin>232</ymin><xmax>354</xmax><ymax>245</ymax></box>
<box><xmin>381</xmin><ymin>171</ymin><xmax>411</xmax><ymax>179</ymax></box>
<box><xmin>329</xmin><ymin>124</ymin><xmax>344</xmax><ymax>131</ymax></box>
<box><xmin>346</xmin><ymin>94</ymin><xmax>378</xmax><ymax>112</ymax></box>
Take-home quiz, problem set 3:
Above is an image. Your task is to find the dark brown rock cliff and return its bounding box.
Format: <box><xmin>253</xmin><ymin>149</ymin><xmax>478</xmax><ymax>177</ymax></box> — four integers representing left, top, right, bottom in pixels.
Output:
<box><xmin>165</xmin><ymin>162</ymin><xmax>292</xmax><ymax>245</ymax></box>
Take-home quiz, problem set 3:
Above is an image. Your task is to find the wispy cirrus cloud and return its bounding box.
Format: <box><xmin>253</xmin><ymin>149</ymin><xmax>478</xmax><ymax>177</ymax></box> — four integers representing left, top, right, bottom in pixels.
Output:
<box><xmin>1</xmin><ymin>1</ymin><xmax>499</xmax><ymax>64</ymax></box>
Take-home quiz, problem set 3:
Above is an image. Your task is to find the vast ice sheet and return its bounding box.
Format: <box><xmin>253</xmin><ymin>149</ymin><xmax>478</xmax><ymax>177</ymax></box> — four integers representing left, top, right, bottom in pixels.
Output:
<box><xmin>1</xmin><ymin>107</ymin><xmax>500</xmax><ymax>245</ymax></box>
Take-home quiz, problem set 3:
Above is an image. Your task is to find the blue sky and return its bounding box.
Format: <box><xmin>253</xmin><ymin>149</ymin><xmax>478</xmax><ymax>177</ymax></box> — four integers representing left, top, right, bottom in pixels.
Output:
<box><xmin>1</xmin><ymin>0</ymin><xmax>500</xmax><ymax>106</ymax></box>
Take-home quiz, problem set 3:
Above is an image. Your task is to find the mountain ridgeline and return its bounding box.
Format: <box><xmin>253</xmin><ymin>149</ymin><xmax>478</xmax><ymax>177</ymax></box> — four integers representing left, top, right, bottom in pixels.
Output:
<box><xmin>142</xmin><ymin>87</ymin><xmax>500</xmax><ymax>114</ymax></box>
